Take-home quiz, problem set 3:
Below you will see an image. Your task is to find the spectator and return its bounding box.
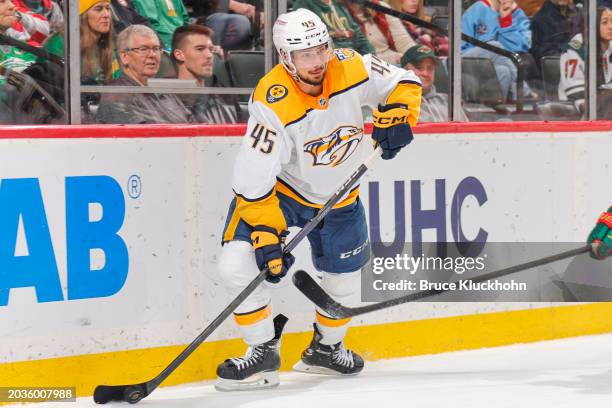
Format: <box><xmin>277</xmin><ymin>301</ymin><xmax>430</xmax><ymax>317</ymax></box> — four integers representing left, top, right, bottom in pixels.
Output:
<box><xmin>96</xmin><ymin>24</ymin><xmax>193</xmax><ymax>124</ymax></box>
<box><xmin>6</xmin><ymin>0</ymin><xmax>50</xmax><ymax>46</ymax></box>
<box><xmin>463</xmin><ymin>0</ymin><xmax>531</xmax><ymax>53</ymax></box>
<box><xmin>41</xmin><ymin>0</ymin><xmax>119</xmax><ymax>84</ymax></box>
<box><xmin>291</xmin><ymin>1</ymin><xmax>375</xmax><ymax>55</ymax></box>
<box><xmin>0</xmin><ymin>0</ymin><xmax>63</xmax><ymax>123</ymax></box>
<box><xmin>388</xmin><ymin>0</ymin><xmax>448</xmax><ymax>55</ymax></box>
<box><xmin>110</xmin><ymin>0</ymin><xmax>151</xmax><ymax>34</ymax></box>
<box><xmin>0</xmin><ymin>0</ymin><xmax>37</xmax><ymax>73</ymax></box>
<box><xmin>462</xmin><ymin>0</ymin><xmax>534</xmax><ymax>100</ymax></box>
<box><xmin>130</xmin><ymin>0</ymin><xmax>189</xmax><ymax>52</ymax></box>
<box><xmin>81</xmin><ymin>0</ymin><xmax>119</xmax><ymax>83</ymax></box>
<box><xmin>19</xmin><ymin>0</ymin><xmax>63</xmax><ymax>33</ymax></box>
<box><xmin>401</xmin><ymin>44</ymin><xmax>469</xmax><ymax>121</ymax></box>
<box><xmin>530</xmin><ymin>0</ymin><xmax>583</xmax><ymax>63</ymax></box>
<box><xmin>191</xmin><ymin>0</ymin><xmax>255</xmax><ymax>50</ymax></box>
<box><xmin>172</xmin><ymin>24</ymin><xmax>238</xmax><ymax>123</ymax></box>
<box><xmin>559</xmin><ymin>5</ymin><xmax>612</xmax><ymax>118</ymax></box>
<box><xmin>343</xmin><ymin>0</ymin><xmax>416</xmax><ymax>65</ymax></box>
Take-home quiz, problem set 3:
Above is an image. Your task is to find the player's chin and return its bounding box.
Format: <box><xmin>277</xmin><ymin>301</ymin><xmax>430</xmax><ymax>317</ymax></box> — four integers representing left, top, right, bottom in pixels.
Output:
<box><xmin>306</xmin><ymin>73</ymin><xmax>324</xmax><ymax>85</ymax></box>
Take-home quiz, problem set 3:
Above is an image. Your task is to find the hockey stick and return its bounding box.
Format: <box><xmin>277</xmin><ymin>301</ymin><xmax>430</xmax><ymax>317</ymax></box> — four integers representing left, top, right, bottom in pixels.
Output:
<box><xmin>93</xmin><ymin>147</ymin><xmax>382</xmax><ymax>404</ymax></box>
<box><xmin>293</xmin><ymin>244</ymin><xmax>592</xmax><ymax>319</ymax></box>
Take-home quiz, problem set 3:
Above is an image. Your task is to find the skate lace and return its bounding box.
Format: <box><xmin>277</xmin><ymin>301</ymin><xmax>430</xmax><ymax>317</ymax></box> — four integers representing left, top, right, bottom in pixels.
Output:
<box><xmin>229</xmin><ymin>344</ymin><xmax>265</xmax><ymax>371</ymax></box>
<box><xmin>331</xmin><ymin>344</ymin><xmax>354</xmax><ymax>368</ymax></box>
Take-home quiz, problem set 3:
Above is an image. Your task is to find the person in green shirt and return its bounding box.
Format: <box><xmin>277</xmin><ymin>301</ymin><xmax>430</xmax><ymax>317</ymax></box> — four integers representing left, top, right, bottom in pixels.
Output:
<box><xmin>42</xmin><ymin>0</ymin><xmax>119</xmax><ymax>83</ymax></box>
<box><xmin>290</xmin><ymin>1</ymin><xmax>375</xmax><ymax>56</ymax></box>
<box><xmin>130</xmin><ymin>0</ymin><xmax>189</xmax><ymax>52</ymax></box>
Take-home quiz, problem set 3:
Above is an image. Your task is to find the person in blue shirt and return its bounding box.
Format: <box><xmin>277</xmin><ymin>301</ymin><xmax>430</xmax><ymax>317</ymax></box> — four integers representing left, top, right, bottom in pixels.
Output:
<box><xmin>462</xmin><ymin>0</ymin><xmax>534</xmax><ymax>101</ymax></box>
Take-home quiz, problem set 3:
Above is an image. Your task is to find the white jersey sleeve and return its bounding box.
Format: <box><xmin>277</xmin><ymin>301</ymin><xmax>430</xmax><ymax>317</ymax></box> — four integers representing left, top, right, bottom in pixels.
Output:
<box><xmin>232</xmin><ymin>99</ymin><xmax>290</xmax><ymax>200</ymax></box>
<box><xmin>360</xmin><ymin>54</ymin><xmax>422</xmax><ymax>112</ymax></box>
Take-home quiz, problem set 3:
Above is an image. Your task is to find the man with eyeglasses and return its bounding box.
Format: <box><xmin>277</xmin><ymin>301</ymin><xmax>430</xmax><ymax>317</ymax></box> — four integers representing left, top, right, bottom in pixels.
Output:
<box><xmin>96</xmin><ymin>24</ymin><xmax>193</xmax><ymax>124</ymax></box>
<box><xmin>172</xmin><ymin>24</ymin><xmax>238</xmax><ymax>124</ymax></box>
<box><xmin>214</xmin><ymin>8</ymin><xmax>421</xmax><ymax>391</ymax></box>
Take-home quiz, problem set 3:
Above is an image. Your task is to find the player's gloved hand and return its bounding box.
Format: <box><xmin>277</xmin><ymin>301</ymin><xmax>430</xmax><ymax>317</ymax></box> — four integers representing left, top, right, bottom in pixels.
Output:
<box><xmin>587</xmin><ymin>206</ymin><xmax>612</xmax><ymax>260</ymax></box>
<box><xmin>372</xmin><ymin>103</ymin><xmax>414</xmax><ymax>160</ymax></box>
<box><xmin>251</xmin><ymin>226</ymin><xmax>295</xmax><ymax>283</ymax></box>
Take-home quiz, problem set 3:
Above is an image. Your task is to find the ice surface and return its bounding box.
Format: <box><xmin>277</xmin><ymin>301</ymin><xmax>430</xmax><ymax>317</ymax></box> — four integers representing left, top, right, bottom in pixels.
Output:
<box><xmin>25</xmin><ymin>333</ymin><xmax>612</xmax><ymax>408</ymax></box>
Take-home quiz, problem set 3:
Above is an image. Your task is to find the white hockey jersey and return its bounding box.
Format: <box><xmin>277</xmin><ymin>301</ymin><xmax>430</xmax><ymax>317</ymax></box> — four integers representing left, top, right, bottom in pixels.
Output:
<box><xmin>227</xmin><ymin>49</ymin><xmax>421</xmax><ymax>237</ymax></box>
<box><xmin>559</xmin><ymin>34</ymin><xmax>612</xmax><ymax>101</ymax></box>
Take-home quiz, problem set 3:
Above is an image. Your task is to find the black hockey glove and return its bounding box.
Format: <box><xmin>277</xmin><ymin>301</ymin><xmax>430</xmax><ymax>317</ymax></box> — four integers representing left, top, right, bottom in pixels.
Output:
<box><xmin>372</xmin><ymin>103</ymin><xmax>414</xmax><ymax>160</ymax></box>
<box><xmin>251</xmin><ymin>226</ymin><xmax>295</xmax><ymax>283</ymax></box>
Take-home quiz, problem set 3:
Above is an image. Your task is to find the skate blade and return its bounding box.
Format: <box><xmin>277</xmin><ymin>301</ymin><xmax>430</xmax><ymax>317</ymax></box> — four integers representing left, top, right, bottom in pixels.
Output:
<box><xmin>215</xmin><ymin>370</ymin><xmax>280</xmax><ymax>392</ymax></box>
<box><xmin>292</xmin><ymin>360</ymin><xmax>361</xmax><ymax>376</ymax></box>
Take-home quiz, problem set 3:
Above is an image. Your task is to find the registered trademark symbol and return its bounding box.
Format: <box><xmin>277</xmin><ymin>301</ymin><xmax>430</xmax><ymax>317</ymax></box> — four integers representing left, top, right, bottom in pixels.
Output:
<box><xmin>127</xmin><ymin>175</ymin><xmax>141</xmax><ymax>199</ymax></box>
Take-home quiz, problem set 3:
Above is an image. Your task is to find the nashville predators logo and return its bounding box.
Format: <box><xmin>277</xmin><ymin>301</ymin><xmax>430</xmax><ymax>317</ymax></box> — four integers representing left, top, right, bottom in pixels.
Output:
<box><xmin>266</xmin><ymin>84</ymin><xmax>288</xmax><ymax>103</ymax></box>
<box><xmin>304</xmin><ymin>125</ymin><xmax>363</xmax><ymax>167</ymax></box>
<box><xmin>334</xmin><ymin>48</ymin><xmax>356</xmax><ymax>62</ymax></box>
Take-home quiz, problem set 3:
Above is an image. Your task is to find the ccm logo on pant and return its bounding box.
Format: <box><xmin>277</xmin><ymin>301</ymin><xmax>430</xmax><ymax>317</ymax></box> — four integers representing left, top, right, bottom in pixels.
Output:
<box><xmin>340</xmin><ymin>241</ymin><xmax>369</xmax><ymax>259</ymax></box>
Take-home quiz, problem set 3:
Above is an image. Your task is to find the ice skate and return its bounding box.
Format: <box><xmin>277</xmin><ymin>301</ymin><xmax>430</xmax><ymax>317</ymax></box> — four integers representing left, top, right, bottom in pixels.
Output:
<box><xmin>293</xmin><ymin>324</ymin><xmax>364</xmax><ymax>375</ymax></box>
<box><xmin>215</xmin><ymin>315</ymin><xmax>287</xmax><ymax>391</ymax></box>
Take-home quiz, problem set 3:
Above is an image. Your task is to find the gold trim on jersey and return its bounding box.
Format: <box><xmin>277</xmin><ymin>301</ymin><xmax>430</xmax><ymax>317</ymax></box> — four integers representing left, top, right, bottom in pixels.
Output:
<box><xmin>252</xmin><ymin>49</ymin><xmax>370</xmax><ymax>127</ymax></box>
<box><xmin>385</xmin><ymin>80</ymin><xmax>422</xmax><ymax>126</ymax></box>
<box><xmin>235</xmin><ymin>188</ymin><xmax>288</xmax><ymax>235</ymax></box>
<box><xmin>222</xmin><ymin>204</ymin><xmax>242</xmax><ymax>243</ymax></box>
<box><xmin>275</xmin><ymin>179</ymin><xmax>359</xmax><ymax>209</ymax></box>
<box><xmin>222</xmin><ymin>182</ymin><xmax>359</xmax><ymax>243</ymax></box>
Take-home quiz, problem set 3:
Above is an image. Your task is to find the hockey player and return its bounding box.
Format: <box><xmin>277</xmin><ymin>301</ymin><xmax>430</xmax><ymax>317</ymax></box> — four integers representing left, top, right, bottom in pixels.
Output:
<box><xmin>587</xmin><ymin>206</ymin><xmax>612</xmax><ymax>260</ymax></box>
<box><xmin>215</xmin><ymin>8</ymin><xmax>421</xmax><ymax>391</ymax></box>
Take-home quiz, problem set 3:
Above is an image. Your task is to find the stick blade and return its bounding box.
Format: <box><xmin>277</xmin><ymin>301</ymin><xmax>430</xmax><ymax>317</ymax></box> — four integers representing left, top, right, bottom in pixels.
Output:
<box><xmin>93</xmin><ymin>385</ymin><xmax>128</xmax><ymax>404</ymax></box>
<box><xmin>93</xmin><ymin>383</ymin><xmax>147</xmax><ymax>404</ymax></box>
<box><xmin>292</xmin><ymin>270</ymin><xmax>350</xmax><ymax>318</ymax></box>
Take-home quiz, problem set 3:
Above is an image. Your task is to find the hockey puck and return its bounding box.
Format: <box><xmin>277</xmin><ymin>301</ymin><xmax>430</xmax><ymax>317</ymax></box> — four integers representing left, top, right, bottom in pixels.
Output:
<box><xmin>123</xmin><ymin>385</ymin><xmax>145</xmax><ymax>404</ymax></box>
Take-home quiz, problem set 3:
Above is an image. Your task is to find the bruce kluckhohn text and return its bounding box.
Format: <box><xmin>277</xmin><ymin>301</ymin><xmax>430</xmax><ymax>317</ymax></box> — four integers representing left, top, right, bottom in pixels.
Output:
<box><xmin>372</xmin><ymin>279</ymin><xmax>528</xmax><ymax>292</ymax></box>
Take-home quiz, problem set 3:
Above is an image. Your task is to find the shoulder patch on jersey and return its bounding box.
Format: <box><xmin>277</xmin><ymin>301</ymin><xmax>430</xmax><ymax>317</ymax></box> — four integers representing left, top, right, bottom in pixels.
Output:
<box><xmin>266</xmin><ymin>84</ymin><xmax>288</xmax><ymax>103</ymax></box>
<box><xmin>253</xmin><ymin>65</ymin><xmax>309</xmax><ymax>127</ymax></box>
<box><xmin>334</xmin><ymin>48</ymin><xmax>356</xmax><ymax>62</ymax></box>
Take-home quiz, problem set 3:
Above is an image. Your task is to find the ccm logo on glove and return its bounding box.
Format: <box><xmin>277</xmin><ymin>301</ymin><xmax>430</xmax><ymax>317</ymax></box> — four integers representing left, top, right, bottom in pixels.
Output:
<box><xmin>373</xmin><ymin>107</ymin><xmax>409</xmax><ymax>127</ymax></box>
<box><xmin>372</xmin><ymin>103</ymin><xmax>414</xmax><ymax>160</ymax></box>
